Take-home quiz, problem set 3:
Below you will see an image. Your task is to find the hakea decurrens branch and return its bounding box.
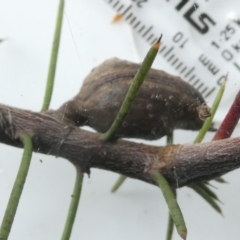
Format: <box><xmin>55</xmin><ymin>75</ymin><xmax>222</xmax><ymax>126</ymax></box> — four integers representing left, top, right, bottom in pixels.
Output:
<box><xmin>0</xmin><ymin>103</ymin><xmax>240</xmax><ymax>188</ymax></box>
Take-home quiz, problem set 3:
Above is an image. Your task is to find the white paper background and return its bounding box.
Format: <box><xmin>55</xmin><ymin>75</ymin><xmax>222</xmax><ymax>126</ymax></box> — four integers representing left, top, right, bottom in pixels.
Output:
<box><xmin>0</xmin><ymin>1</ymin><xmax>240</xmax><ymax>240</ymax></box>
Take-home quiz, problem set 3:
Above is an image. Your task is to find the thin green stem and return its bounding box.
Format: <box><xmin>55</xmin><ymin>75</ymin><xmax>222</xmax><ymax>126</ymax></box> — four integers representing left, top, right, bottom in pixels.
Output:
<box><xmin>166</xmin><ymin>189</ymin><xmax>176</xmax><ymax>240</ymax></box>
<box><xmin>0</xmin><ymin>135</ymin><xmax>33</xmax><ymax>240</ymax></box>
<box><xmin>194</xmin><ymin>80</ymin><xmax>226</xmax><ymax>143</ymax></box>
<box><xmin>101</xmin><ymin>35</ymin><xmax>162</xmax><ymax>141</ymax></box>
<box><xmin>166</xmin><ymin>133</ymin><xmax>173</xmax><ymax>145</ymax></box>
<box><xmin>166</xmin><ymin>133</ymin><xmax>175</xmax><ymax>240</ymax></box>
<box><xmin>150</xmin><ymin>171</ymin><xmax>187</xmax><ymax>240</ymax></box>
<box><xmin>166</xmin><ymin>214</ymin><xmax>174</xmax><ymax>240</ymax></box>
<box><xmin>61</xmin><ymin>166</ymin><xmax>84</xmax><ymax>240</ymax></box>
<box><xmin>41</xmin><ymin>0</ymin><xmax>65</xmax><ymax>112</ymax></box>
<box><xmin>111</xmin><ymin>175</ymin><xmax>127</xmax><ymax>193</ymax></box>
<box><xmin>109</xmin><ymin>35</ymin><xmax>162</xmax><ymax>193</ymax></box>
<box><xmin>192</xmin><ymin>80</ymin><xmax>226</xmax><ymax>212</ymax></box>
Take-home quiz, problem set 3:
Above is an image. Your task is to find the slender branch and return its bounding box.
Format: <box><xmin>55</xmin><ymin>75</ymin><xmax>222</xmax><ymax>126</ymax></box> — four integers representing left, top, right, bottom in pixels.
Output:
<box><xmin>41</xmin><ymin>0</ymin><xmax>65</xmax><ymax>111</ymax></box>
<box><xmin>61</xmin><ymin>166</ymin><xmax>84</xmax><ymax>240</ymax></box>
<box><xmin>0</xmin><ymin>104</ymin><xmax>240</xmax><ymax>188</ymax></box>
<box><xmin>0</xmin><ymin>135</ymin><xmax>33</xmax><ymax>240</ymax></box>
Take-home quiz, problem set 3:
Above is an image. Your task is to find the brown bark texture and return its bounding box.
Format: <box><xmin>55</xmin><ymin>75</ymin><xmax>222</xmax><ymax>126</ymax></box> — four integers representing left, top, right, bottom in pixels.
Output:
<box><xmin>0</xmin><ymin>103</ymin><xmax>240</xmax><ymax>188</ymax></box>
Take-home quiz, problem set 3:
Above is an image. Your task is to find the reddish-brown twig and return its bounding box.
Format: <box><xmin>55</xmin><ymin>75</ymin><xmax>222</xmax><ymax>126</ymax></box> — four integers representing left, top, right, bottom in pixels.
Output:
<box><xmin>213</xmin><ymin>90</ymin><xmax>240</xmax><ymax>140</ymax></box>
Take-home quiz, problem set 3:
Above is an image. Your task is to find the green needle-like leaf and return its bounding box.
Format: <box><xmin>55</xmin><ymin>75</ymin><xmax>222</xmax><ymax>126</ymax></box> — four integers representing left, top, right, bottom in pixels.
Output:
<box><xmin>197</xmin><ymin>183</ymin><xmax>221</xmax><ymax>202</ymax></box>
<box><xmin>214</xmin><ymin>177</ymin><xmax>228</xmax><ymax>184</ymax></box>
<box><xmin>194</xmin><ymin>79</ymin><xmax>226</xmax><ymax>143</ymax></box>
<box><xmin>61</xmin><ymin>166</ymin><xmax>84</xmax><ymax>240</ymax></box>
<box><xmin>192</xmin><ymin>80</ymin><xmax>226</xmax><ymax>213</ymax></box>
<box><xmin>109</xmin><ymin>35</ymin><xmax>162</xmax><ymax>192</ymax></box>
<box><xmin>111</xmin><ymin>175</ymin><xmax>127</xmax><ymax>193</ymax></box>
<box><xmin>101</xmin><ymin>35</ymin><xmax>162</xmax><ymax>142</ymax></box>
<box><xmin>0</xmin><ymin>135</ymin><xmax>33</xmax><ymax>240</ymax></box>
<box><xmin>41</xmin><ymin>0</ymin><xmax>65</xmax><ymax>111</ymax></box>
<box><xmin>166</xmin><ymin>213</ymin><xmax>174</xmax><ymax>240</ymax></box>
<box><xmin>165</xmin><ymin>133</ymin><xmax>175</xmax><ymax>240</ymax></box>
<box><xmin>151</xmin><ymin>171</ymin><xmax>187</xmax><ymax>240</ymax></box>
<box><xmin>191</xmin><ymin>185</ymin><xmax>222</xmax><ymax>215</ymax></box>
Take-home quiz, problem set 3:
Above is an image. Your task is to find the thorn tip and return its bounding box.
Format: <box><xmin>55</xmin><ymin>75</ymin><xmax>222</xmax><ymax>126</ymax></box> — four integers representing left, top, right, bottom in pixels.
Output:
<box><xmin>157</xmin><ymin>34</ymin><xmax>163</xmax><ymax>44</ymax></box>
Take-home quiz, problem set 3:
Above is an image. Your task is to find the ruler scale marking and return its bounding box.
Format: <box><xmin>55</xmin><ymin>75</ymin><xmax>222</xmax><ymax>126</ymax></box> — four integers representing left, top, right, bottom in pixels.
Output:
<box><xmin>113</xmin><ymin>1</ymin><xmax>119</xmax><ymax>7</ymax></box>
<box><xmin>188</xmin><ymin>75</ymin><xmax>195</xmax><ymax>82</ymax></box>
<box><xmin>164</xmin><ymin>46</ymin><xmax>174</xmax><ymax>57</ymax></box>
<box><xmin>105</xmin><ymin>0</ymin><xmax>218</xmax><ymax>100</ymax></box>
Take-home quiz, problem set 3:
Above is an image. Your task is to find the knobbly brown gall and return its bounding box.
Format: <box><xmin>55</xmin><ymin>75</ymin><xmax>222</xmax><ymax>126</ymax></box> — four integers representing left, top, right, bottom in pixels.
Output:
<box><xmin>64</xmin><ymin>58</ymin><xmax>213</xmax><ymax>140</ymax></box>
<box><xmin>197</xmin><ymin>103</ymin><xmax>211</xmax><ymax>120</ymax></box>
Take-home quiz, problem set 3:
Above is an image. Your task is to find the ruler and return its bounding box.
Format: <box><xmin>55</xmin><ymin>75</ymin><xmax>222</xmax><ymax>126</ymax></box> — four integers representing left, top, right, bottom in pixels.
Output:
<box><xmin>104</xmin><ymin>0</ymin><xmax>240</xmax><ymax>106</ymax></box>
